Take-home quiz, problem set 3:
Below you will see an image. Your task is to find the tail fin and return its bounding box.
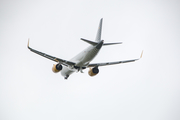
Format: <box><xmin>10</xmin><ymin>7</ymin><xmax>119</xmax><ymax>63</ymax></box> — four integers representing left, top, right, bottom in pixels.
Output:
<box><xmin>95</xmin><ymin>18</ymin><xmax>103</xmax><ymax>42</ymax></box>
<box><xmin>81</xmin><ymin>18</ymin><xmax>122</xmax><ymax>46</ymax></box>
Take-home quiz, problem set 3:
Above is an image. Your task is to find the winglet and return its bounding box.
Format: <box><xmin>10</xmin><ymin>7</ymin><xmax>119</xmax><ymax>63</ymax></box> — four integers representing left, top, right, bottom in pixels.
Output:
<box><xmin>140</xmin><ymin>51</ymin><xmax>143</xmax><ymax>58</ymax></box>
<box><xmin>27</xmin><ymin>38</ymin><xmax>30</xmax><ymax>48</ymax></box>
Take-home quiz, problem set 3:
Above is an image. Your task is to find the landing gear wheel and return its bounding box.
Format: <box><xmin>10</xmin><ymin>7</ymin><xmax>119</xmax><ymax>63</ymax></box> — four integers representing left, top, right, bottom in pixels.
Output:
<box><xmin>64</xmin><ymin>75</ymin><xmax>69</xmax><ymax>80</ymax></box>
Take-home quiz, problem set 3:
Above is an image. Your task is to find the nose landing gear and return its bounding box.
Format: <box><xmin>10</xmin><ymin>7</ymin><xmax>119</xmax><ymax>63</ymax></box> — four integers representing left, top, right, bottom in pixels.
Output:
<box><xmin>64</xmin><ymin>75</ymin><xmax>69</xmax><ymax>80</ymax></box>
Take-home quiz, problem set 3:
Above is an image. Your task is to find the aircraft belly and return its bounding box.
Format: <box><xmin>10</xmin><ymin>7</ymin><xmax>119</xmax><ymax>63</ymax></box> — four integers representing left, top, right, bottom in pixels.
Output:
<box><xmin>61</xmin><ymin>66</ymin><xmax>75</xmax><ymax>77</ymax></box>
<box><xmin>75</xmin><ymin>48</ymin><xmax>99</xmax><ymax>67</ymax></box>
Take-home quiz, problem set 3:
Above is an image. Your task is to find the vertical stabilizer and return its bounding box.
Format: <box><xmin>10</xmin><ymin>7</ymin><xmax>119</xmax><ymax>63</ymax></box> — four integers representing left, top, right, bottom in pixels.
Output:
<box><xmin>95</xmin><ymin>18</ymin><xmax>103</xmax><ymax>42</ymax></box>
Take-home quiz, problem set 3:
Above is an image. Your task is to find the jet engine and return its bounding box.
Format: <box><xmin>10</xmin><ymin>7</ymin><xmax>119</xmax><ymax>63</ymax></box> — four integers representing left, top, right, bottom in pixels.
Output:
<box><xmin>88</xmin><ymin>67</ymin><xmax>99</xmax><ymax>76</ymax></box>
<box><xmin>52</xmin><ymin>64</ymin><xmax>63</xmax><ymax>73</ymax></box>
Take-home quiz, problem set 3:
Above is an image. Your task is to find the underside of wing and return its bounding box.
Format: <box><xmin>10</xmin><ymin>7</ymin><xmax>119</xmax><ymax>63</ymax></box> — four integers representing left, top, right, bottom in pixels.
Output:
<box><xmin>27</xmin><ymin>40</ymin><xmax>76</xmax><ymax>67</ymax></box>
<box><xmin>88</xmin><ymin>51</ymin><xmax>143</xmax><ymax>67</ymax></box>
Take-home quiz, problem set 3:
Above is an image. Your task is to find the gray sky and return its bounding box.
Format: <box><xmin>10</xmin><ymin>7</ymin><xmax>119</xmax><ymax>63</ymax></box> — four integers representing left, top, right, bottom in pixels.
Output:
<box><xmin>0</xmin><ymin>0</ymin><xmax>180</xmax><ymax>120</ymax></box>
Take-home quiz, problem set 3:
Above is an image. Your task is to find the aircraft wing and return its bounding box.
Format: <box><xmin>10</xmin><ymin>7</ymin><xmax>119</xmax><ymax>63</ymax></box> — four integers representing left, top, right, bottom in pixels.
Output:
<box><xmin>88</xmin><ymin>51</ymin><xmax>143</xmax><ymax>67</ymax></box>
<box><xmin>27</xmin><ymin>40</ymin><xmax>76</xmax><ymax>67</ymax></box>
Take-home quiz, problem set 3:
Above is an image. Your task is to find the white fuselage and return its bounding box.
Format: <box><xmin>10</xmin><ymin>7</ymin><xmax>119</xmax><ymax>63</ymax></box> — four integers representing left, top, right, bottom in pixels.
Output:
<box><xmin>61</xmin><ymin>45</ymin><xmax>100</xmax><ymax>77</ymax></box>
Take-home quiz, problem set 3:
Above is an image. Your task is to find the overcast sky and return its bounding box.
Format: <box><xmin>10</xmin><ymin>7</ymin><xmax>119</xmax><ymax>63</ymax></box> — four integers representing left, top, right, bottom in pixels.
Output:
<box><xmin>0</xmin><ymin>0</ymin><xmax>180</xmax><ymax>120</ymax></box>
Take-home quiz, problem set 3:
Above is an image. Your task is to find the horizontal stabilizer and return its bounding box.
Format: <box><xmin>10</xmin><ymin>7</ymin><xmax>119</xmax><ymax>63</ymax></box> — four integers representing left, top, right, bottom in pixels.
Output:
<box><xmin>81</xmin><ymin>38</ymin><xmax>122</xmax><ymax>46</ymax></box>
<box><xmin>103</xmin><ymin>42</ymin><xmax>122</xmax><ymax>46</ymax></box>
<box><xmin>81</xmin><ymin>38</ymin><xmax>98</xmax><ymax>46</ymax></box>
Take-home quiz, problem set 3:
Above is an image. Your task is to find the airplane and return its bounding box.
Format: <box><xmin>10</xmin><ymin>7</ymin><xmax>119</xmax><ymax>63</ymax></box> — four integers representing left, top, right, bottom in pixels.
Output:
<box><xmin>28</xmin><ymin>18</ymin><xmax>143</xmax><ymax>79</ymax></box>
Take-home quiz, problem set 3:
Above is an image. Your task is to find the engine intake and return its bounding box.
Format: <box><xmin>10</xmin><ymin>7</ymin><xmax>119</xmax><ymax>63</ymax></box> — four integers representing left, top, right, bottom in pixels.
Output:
<box><xmin>52</xmin><ymin>64</ymin><xmax>62</xmax><ymax>73</ymax></box>
<box><xmin>88</xmin><ymin>67</ymin><xmax>99</xmax><ymax>76</ymax></box>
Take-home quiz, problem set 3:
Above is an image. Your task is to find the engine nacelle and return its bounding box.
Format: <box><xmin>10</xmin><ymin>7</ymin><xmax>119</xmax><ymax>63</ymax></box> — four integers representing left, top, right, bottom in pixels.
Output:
<box><xmin>88</xmin><ymin>67</ymin><xmax>99</xmax><ymax>76</ymax></box>
<box><xmin>52</xmin><ymin>64</ymin><xmax>63</xmax><ymax>73</ymax></box>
